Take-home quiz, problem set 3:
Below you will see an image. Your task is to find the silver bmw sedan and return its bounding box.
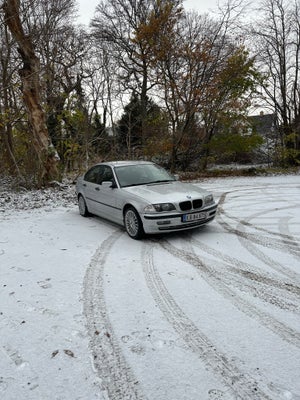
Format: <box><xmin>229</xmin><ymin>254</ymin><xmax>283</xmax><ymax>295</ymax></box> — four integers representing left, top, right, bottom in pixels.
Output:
<box><xmin>75</xmin><ymin>161</ymin><xmax>218</xmax><ymax>239</ymax></box>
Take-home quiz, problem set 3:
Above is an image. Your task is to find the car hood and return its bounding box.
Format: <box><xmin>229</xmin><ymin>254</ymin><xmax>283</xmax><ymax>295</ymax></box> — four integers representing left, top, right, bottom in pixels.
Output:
<box><xmin>122</xmin><ymin>181</ymin><xmax>209</xmax><ymax>203</ymax></box>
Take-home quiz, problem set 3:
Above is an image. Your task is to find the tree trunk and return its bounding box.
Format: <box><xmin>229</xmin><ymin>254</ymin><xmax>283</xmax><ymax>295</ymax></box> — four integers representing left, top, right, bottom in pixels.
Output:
<box><xmin>3</xmin><ymin>0</ymin><xmax>59</xmax><ymax>186</ymax></box>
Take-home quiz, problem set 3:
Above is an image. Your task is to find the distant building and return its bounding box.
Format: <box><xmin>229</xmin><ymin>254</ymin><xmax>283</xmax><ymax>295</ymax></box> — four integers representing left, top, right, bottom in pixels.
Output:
<box><xmin>249</xmin><ymin>112</ymin><xmax>277</xmax><ymax>164</ymax></box>
<box><xmin>250</xmin><ymin>112</ymin><xmax>276</xmax><ymax>136</ymax></box>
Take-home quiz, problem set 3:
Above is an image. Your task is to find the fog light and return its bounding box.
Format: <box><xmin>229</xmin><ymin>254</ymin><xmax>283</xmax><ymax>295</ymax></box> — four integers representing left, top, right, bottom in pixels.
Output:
<box><xmin>157</xmin><ymin>220</ymin><xmax>171</xmax><ymax>225</ymax></box>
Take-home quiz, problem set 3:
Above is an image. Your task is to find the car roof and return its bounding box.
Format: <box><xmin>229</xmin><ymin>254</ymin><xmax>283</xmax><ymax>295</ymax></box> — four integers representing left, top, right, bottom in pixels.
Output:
<box><xmin>97</xmin><ymin>160</ymin><xmax>154</xmax><ymax>168</ymax></box>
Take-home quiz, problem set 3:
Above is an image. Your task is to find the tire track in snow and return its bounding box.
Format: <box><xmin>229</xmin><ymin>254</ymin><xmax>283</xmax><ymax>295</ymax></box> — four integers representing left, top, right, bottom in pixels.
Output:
<box><xmin>217</xmin><ymin>191</ymin><xmax>299</xmax><ymax>240</ymax></box>
<box><xmin>189</xmin><ymin>235</ymin><xmax>300</xmax><ymax>311</ymax></box>
<box><xmin>83</xmin><ymin>230</ymin><xmax>146</xmax><ymax>400</ymax></box>
<box><xmin>159</xmin><ymin>239</ymin><xmax>300</xmax><ymax>349</ymax></box>
<box><xmin>278</xmin><ymin>216</ymin><xmax>300</xmax><ymax>258</ymax></box>
<box><xmin>222</xmin><ymin>209</ymin><xmax>300</xmax><ymax>246</ymax></box>
<box><xmin>219</xmin><ymin>207</ymin><xmax>300</xmax><ymax>260</ymax></box>
<box><xmin>218</xmin><ymin>204</ymin><xmax>300</xmax><ymax>257</ymax></box>
<box><xmin>217</xmin><ymin>193</ymin><xmax>300</xmax><ymax>282</ymax></box>
<box><xmin>142</xmin><ymin>243</ymin><xmax>272</xmax><ymax>400</ymax></box>
<box><xmin>217</xmin><ymin>215</ymin><xmax>300</xmax><ymax>283</ymax></box>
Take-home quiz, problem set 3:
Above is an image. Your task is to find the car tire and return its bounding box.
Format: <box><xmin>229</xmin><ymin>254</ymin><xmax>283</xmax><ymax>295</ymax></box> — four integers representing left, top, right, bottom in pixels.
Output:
<box><xmin>124</xmin><ymin>207</ymin><xmax>144</xmax><ymax>239</ymax></box>
<box><xmin>78</xmin><ymin>195</ymin><xmax>90</xmax><ymax>217</ymax></box>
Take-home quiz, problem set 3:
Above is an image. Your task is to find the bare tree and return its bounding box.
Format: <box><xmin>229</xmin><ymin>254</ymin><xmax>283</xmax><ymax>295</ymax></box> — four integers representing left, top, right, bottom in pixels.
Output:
<box><xmin>22</xmin><ymin>0</ymin><xmax>89</xmax><ymax>170</ymax></box>
<box><xmin>1</xmin><ymin>0</ymin><xmax>94</xmax><ymax>177</ymax></box>
<box><xmin>83</xmin><ymin>43</ymin><xmax>122</xmax><ymax>162</ymax></box>
<box><xmin>91</xmin><ymin>0</ymin><xmax>181</xmax><ymax>151</ymax></box>
<box><xmin>251</xmin><ymin>0</ymin><xmax>300</xmax><ymax>165</ymax></box>
<box><xmin>142</xmin><ymin>2</ymin><xmax>257</xmax><ymax>170</ymax></box>
<box><xmin>3</xmin><ymin>0</ymin><xmax>59</xmax><ymax>185</ymax></box>
<box><xmin>0</xmin><ymin>15</ymin><xmax>21</xmax><ymax>175</ymax></box>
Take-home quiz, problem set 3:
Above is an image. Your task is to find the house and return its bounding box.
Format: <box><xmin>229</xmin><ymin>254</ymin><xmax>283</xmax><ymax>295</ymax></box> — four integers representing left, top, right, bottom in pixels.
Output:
<box><xmin>249</xmin><ymin>112</ymin><xmax>277</xmax><ymax>164</ymax></box>
<box><xmin>250</xmin><ymin>112</ymin><xmax>276</xmax><ymax>136</ymax></box>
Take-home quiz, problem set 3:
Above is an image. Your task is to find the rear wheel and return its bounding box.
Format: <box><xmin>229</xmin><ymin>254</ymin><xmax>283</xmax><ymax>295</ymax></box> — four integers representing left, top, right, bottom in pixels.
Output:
<box><xmin>78</xmin><ymin>195</ymin><xmax>90</xmax><ymax>217</ymax></box>
<box><xmin>124</xmin><ymin>207</ymin><xmax>144</xmax><ymax>239</ymax></box>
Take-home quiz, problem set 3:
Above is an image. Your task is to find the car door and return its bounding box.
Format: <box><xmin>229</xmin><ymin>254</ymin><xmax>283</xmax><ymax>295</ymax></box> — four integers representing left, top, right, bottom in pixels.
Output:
<box><xmin>82</xmin><ymin>165</ymin><xmax>104</xmax><ymax>215</ymax></box>
<box><xmin>84</xmin><ymin>165</ymin><xmax>122</xmax><ymax>223</ymax></box>
<box><xmin>95</xmin><ymin>165</ymin><xmax>123</xmax><ymax>223</ymax></box>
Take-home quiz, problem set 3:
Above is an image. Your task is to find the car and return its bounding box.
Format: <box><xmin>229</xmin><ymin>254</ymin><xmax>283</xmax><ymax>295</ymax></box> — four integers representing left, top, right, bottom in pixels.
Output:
<box><xmin>75</xmin><ymin>161</ymin><xmax>218</xmax><ymax>239</ymax></box>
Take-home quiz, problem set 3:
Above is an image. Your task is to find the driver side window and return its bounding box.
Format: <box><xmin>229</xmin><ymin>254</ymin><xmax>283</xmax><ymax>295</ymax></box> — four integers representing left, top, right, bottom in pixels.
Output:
<box><xmin>84</xmin><ymin>165</ymin><xmax>114</xmax><ymax>185</ymax></box>
<box><xmin>101</xmin><ymin>166</ymin><xmax>113</xmax><ymax>183</ymax></box>
<box><xmin>84</xmin><ymin>166</ymin><xmax>102</xmax><ymax>184</ymax></box>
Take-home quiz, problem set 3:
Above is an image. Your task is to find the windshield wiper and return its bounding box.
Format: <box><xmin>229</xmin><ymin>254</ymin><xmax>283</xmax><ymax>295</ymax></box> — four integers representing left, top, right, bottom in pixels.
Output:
<box><xmin>122</xmin><ymin>179</ymin><xmax>174</xmax><ymax>188</ymax></box>
<box><xmin>122</xmin><ymin>183</ymin><xmax>146</xmax><ymax>188</ymax></box>
<box><xmin>147</xmin><ymin>179</ymin><xmax>174</xmax><ymax>185</ymax></box>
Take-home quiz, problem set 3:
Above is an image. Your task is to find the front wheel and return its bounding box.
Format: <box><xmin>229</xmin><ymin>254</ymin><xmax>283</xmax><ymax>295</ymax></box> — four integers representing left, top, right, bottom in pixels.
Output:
<box><xmin>78</xmin><ymin>195</ymin><xmax>90</xmax><ymax>217</ymax></box>
<box><xmin>124</xmin><ymin>207</ymin><xmax>144</xmax><ymax>239</ymax></box>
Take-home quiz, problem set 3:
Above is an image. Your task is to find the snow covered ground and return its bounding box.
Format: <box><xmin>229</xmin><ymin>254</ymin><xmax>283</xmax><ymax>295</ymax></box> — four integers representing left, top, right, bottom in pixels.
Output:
<box><xmin>0</xmin><ymin>174</ymin><xmax>299</xmax><ymax>400</ymax></box>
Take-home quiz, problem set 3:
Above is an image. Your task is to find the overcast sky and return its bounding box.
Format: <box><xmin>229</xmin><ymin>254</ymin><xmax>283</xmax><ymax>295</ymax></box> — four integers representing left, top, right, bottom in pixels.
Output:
<box><xmin>76</xmin><ymin>0</ymin><xmax>219</xmax><ymax>26</ymax></box>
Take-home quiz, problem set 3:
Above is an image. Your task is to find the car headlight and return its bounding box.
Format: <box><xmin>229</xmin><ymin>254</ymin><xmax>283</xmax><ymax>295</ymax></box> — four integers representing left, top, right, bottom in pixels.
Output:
<box><xmin>144</xmin><ymin>203</ymin><xmax>176</xmax><ymax>212</ymax></box>
<box><xmin>204</xmin><ymin>194</ymin><xmax>214</xmax><ymax>205</ymax></box>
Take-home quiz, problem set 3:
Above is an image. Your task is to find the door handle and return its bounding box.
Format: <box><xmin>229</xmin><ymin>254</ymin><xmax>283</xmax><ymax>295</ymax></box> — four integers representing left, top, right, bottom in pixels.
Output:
<box><xmin>95</xmin><ymin>187</ymin><xmax>100</xmax><ymax>191</ymax></box>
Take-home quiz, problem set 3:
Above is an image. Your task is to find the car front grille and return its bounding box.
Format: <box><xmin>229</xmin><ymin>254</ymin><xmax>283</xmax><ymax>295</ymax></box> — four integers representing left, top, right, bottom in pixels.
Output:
<box><xmin>179</xmin><ymin>201</ymin><xmax>192</xmax><ymax>211</ymax></box>
<box><xmin>179</xmin><ymin>199</ymin><xmax>203</xmax><ymax>211</ymax></box>
<box><xmin>193</xmin><ymin>199</ymin><xmax>203</xmax><ymax>209</ymax></box>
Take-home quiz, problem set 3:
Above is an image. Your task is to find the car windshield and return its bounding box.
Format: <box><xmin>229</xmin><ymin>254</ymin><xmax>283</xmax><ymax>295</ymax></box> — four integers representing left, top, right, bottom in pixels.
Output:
<box><xmin>114</xmin><ymin>164</ymin><xmax>175</xmax><ymax>188</ymax></box>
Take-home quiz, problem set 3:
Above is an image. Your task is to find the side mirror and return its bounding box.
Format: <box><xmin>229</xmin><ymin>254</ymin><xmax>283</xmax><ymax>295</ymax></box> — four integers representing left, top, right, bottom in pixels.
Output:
<box><xmin>102</xmin><ymin>180</ymin><xmax>116</xmax><ymax>189</ymax></box>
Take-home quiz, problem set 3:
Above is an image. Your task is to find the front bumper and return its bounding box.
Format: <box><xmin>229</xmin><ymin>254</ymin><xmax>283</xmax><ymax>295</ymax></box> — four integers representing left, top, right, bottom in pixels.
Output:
<box><xmin>141</xmin><ymin>203</ymin><xmax>218</xmax><ymax>234</ymax></box>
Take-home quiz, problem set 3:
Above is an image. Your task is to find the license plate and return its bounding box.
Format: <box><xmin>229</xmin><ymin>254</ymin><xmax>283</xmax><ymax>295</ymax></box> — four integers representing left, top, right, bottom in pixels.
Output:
<box><xmin>182</xmin><ymin>212</ymin><xmax>206</xmax><ymax>222</ymax></box>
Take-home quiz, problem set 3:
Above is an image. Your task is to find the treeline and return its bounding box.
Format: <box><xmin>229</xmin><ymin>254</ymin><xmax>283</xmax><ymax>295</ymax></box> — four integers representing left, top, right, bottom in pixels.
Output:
<box><xmin>0</xmin><ymin>0</ymin><xmax>299</xmax><ymax>186</ymax></box>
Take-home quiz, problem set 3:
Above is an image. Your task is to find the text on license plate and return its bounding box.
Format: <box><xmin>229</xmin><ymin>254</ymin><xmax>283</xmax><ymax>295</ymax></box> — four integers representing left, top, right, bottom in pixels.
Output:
<box><xmin>182</xmin><ymin>212</ymin><xmax>206</xmax><ymax>222</ymax></box>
